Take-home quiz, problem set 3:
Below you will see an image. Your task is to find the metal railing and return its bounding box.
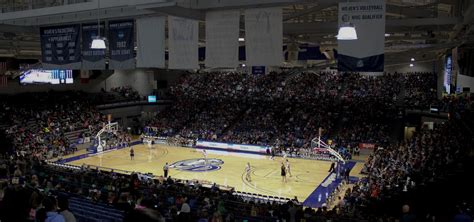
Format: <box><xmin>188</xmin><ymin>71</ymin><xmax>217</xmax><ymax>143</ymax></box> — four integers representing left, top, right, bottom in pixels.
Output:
<box><xmin>1</xmin><ymin>0</ymin><xmax>91</xmax><ymax>13</ymax></box>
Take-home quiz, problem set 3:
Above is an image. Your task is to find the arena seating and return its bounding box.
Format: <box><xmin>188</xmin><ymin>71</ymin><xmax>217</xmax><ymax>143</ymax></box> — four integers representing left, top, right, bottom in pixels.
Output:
<box><xmin>0</xmin><ymin>71</ymin><xmax>472</xmax><ymax>221</ymax></box>
<box><xmin>147</xmin><ymin>71</ymin><xmax>437</xmax><ymax>155</ymax></box>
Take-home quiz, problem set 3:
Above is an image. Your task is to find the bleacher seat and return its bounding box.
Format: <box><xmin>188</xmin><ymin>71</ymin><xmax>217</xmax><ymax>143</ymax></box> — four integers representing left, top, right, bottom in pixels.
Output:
<box><xmin>68</xmin><ymin>197</ymin><xmax>124</xmax><ymax>222</ymax></box>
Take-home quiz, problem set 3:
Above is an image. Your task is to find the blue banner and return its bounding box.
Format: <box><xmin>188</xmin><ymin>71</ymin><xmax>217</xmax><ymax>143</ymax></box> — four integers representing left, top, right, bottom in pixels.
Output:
<box><xmin>108</xmin><ymin>20</ymin><xmax>135</xmax><ymax>69</ymax></box>
<box><xmin>82</xmin><ymin>22</ymin><xmax>106</xmax><ymax>69</ymax></box>
<box><xmin>40</xmin><ymin>24</ymin><xmax>81</xmax><ymax>68</ymax></box>
<box><xmin>337</xmin><ymin>54</ymin><xmax>384</xmax><ymax>72</ymax></box>
<box><xmin>252</xmin><ymin>66</ymin><xmax>265</xmax><ymax>75</ymax></box>
<box><xmin>283</xmin><ymin>45</ymin><xmax>327</xmax><ymax>61</ymax></box>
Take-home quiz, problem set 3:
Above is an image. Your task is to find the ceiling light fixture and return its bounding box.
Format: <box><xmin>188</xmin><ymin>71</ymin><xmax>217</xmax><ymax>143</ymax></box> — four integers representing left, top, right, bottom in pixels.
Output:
<box><xmin>91</xmin><ymin>0</ymin><xmax>106</xmax><ymax>49</ymax></box>
<box><xmin>337</xmin><ymin>23</ymin><xmax>358</xmax><ymax>40</ymax></box>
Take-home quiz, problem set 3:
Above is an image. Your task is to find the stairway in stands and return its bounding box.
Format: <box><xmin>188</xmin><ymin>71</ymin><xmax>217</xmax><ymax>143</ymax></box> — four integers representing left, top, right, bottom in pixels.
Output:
<box><xmin>389</xmin><ymin>79</ymin><xmax>407</xmax><ymax>142</ymax></box>
<box><xmin>64</xmin><ymin>128</ymin><xmax>89</xmax><ymax>144</ymax></box>
<box><xmin>69</xmin><ymin>197</ymin><xmax>124</xmax><ymax>222</ymax></box>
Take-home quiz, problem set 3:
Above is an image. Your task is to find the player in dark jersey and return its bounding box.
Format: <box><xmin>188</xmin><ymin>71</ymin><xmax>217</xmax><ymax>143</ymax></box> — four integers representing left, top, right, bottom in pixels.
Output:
<box><xmin>281</xmin><ymin>162</ymin><xmax>287</xmax><ymax>183</ymax></box>
<box><xmin>130</xmin><ymin>147</ymin><xmax>135</xmax><ymax>160</ymax></box>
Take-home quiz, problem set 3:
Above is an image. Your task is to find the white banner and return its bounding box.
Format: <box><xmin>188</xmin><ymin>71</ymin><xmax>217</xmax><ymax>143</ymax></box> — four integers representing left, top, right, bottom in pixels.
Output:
<box><xmin>196</xmin><ymin>140</ymin><xmax>268</xmax><ymax>153</ymax></box>
<box><xmin>338</xmin><ymin>1</ymin><xmax>386</xmax><ymax>72</ymax></box>
<box><xmin>137</xmin><ymin>16</ymin><xmax>166</xmax><ymax>68</ymax></box>
<box><xmin>168</xmin><ymin>16</ymin><xmax>199</xmax><ymax>70</ymax></box>
<box><xmin>245</xmin><ymin>7</ymin><xmax>283</xmax><ymax>66</ymax></box>
<box><xmin>205</xmin><ymin>10</ymin><xmax>240</xmax><ymax>68</ymax></box>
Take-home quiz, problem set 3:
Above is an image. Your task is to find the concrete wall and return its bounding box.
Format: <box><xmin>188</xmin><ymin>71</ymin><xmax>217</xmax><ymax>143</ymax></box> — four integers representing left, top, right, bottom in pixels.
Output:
<box><xmin>100</xmin><ymin>104</ymin><xmax>169</xmax><ymax>127</ymax></box>
<box><xmin>0</xmin><ymin>69</ymin><xmax>184</xmax><ymax>96</ymax></box>
<box><xmin>91</xmin><ymin>69</ymin><xmax>155</xmax><ymax>96</ymax></box>
<box><xmin>154</xmin><ymin>69</ymin><xmax>186</xmax><ymax>86</ymax></box>
<box><xmin>457</xmin><ymin>74</ymin><xmax>474</xmax><ymax>93</ymax></box>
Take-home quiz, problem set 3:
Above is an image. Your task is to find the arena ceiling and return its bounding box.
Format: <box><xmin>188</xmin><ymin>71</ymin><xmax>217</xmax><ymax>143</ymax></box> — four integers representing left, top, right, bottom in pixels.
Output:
<box><xmin>0</xmin><ymin>0</ymin><xmax>473</xmax><ymax>67</ymax></box>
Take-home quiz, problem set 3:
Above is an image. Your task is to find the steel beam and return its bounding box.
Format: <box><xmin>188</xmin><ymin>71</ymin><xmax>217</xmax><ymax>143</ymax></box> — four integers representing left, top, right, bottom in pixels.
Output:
<box><xmin>284</xmin><ymin>17</ymin><xmax>462</xmax><ymax>35</ymax></box>
<box><xmin>0</xmin><ymin>24</ymin><xmax>38</xmax><ymax>34</ymax></box>
<box><xmin>186</xmin><ymin>0</ymin><xmax>309</xmax><ymax>10</ymax></box>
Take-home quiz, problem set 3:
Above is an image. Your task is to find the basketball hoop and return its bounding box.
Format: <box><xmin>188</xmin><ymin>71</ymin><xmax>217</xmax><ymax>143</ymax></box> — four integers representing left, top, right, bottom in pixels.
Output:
<box><xmin>311</xmin><ymin>128</ymin><xmax>346</xmax><ymax>164</ymax></box>
<box><xmin>94</xmin><ymin>122</ymin><xmax>119</xmax><ymax>154</ymax></box>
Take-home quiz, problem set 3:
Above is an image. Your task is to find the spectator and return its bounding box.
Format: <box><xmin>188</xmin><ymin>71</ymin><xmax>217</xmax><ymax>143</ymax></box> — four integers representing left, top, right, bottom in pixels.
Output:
<box><xmin>43</xmin><ymin>196</ymin><xmax>65</xmax><ymax>222</ymax></box>
<box><xmin>57</xmin><ymin>196</ymin><xmax>76</xmax><ymax>222</ymax></box>
<box><xmin>400</xmin><ymin>204</ymin><xmax>416</xmax><ymax>222</ymax></box>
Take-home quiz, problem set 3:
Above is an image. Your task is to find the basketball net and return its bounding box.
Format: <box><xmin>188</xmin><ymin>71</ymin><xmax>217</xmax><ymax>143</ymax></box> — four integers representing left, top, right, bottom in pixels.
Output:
<box><xmin>311</xmin><ymin>127</ymin><xmax>346</xmax><ymax>164</ymax></box>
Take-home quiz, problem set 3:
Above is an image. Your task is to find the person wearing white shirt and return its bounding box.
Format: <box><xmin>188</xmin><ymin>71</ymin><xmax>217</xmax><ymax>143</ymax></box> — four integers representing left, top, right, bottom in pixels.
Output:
<box><xmin>245</xmin><ymin>162</ymin><xmax>252</xmax><ymax>182</ymax></box>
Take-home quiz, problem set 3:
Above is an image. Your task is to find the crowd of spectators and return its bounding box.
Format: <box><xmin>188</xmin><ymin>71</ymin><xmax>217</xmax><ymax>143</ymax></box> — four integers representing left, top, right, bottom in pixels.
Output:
<box><xmin>1</xmin><ymin>115</ymin><xmax>471</xmax><ymax>221</ymax></box>
<box><xmin>150</xmin><ymin>72</ymin><xmax>343</xmax><ymax>149</ymax></box>
<box><xmin>0</xmin><ymin>152</ymin><xmax>372</xmax><ymax>222</ymax></box>
<box><xmin>333</xmin><ymin>117</ymin><xmax>472</xmax><ymax>221</ymax></box>
<box><xmin>0</xmin><ymin>91</ymin><xmax>104</xmax><ymax>160</ymax></box>
<box><xmin>334</xmin><ymin>74</ymin><xmax>402</xmax><ymax>148</ymax></box>
<box><xmin>147</xmin><ymin>71</ymin><xmax>436</xmax><ymax>156</ymax></box>
<box><xmin>403</xmin><ymin>72</ymin><xmax>438</xmax><ymax>109</ymax></box>
<box><xmin>1</xmin><ymin>70</ymin><xmax>472</xmax><ymax>222</ymax></box>
<box><xmin>110</xmin><ymin>86</ymin><xmax>141</xmax><ymax>101</ymax></box>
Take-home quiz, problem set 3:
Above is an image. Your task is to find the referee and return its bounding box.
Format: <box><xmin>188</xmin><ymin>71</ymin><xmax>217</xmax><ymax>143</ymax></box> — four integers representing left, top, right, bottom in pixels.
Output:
<box><xmin>163</xmin><ymin>162</ymin><xmax>169</xmax><ymax>178</ymax></box>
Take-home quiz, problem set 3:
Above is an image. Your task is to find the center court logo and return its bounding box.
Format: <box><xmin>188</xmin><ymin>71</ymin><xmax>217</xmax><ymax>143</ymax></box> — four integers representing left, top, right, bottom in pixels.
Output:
<box><xmin>169</xmin><ymin>158</ymin><xmax>224</xmax><ymax>172</ymax></box>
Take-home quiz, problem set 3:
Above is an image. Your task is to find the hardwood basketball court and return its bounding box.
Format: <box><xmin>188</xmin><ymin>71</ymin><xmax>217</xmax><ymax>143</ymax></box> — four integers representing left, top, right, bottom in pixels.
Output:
<box><xmin>67</xmin><ymin>144</ymin><xmax>339</xmax><ymax>201</ymax></box>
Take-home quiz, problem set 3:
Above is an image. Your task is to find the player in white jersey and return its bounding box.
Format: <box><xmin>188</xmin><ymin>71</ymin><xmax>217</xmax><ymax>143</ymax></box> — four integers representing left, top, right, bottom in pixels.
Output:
<box><xmin>285</xmin><ymin>159</ymin><xmax>292</xmax><ymax>177</ymax></box>
<box><xmin>146</xmin><ymin>138</ymin><xmax>153</xmax><ymax>148</ymax></box>
<box><xmin>245</xmin><ymin>162</ymin><xmax>252</xmax><ymax>182</ymax></box>
<box><xmin>202</xmin><ymin>149</ymin><xmax>208</xmax><ymax>165</ymax></box>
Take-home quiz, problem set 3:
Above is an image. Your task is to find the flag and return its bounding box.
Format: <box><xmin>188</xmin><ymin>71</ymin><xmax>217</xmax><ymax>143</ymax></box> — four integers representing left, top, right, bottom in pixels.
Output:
<box><xmin>0</xmin><ymin>75</ymin><xmax>7</xmax><ymax>87</ymax></box>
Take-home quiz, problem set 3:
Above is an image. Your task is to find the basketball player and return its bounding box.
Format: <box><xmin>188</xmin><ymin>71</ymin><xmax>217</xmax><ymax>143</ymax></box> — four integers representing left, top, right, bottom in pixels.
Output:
<box><xmin>130</xmin><ymin>147</ymin><xmax>135</xmax><ymax>160</ymax></box>
<box><xmin>202</xmin><ymin>149</ymin><xmax>208</xmax><ymax>165</ymax></box>
<box><xmin>245</xmin><ymin>162</ymin><xmax>252</xmax><ymax>182</ymax></box>
<box><xmin>145</xmin><ymin>138</ymin><xmax>152</xmax><ymax>148</ymax></box>
<box><xmin>281</xmin><ymin>162</ymin><xmax>287</xmax><ymax>183</ymax></box>
<box><xmin>282</xmin><ymin>150</ymin><xmax>288</xmax><ymax>160</ymax></box>
<box><xmin>329</xmin><ymin>161</ymin><xmax>336</xmax><ymax>173</ymax></box>
<box><xmin>285</xmin><ymin>159</ymin><xmax>292</xmax><ymax>177</ymax></box>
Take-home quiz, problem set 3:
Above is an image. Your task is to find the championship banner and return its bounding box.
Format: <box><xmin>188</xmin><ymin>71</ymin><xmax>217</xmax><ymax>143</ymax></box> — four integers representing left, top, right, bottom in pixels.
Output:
<box><xmin>82</xmin><ymin>23</ymin><xmax>106</xmax><ymax>70</ymax></box>
<box><xmin>136</xmin><ymin>16</ymin><xmax>166</xmax><ymax>68</ymax></box>
<box><xmin>205</xmin><ymin>10</ymin><xmax>240</xmax><ymax>68</ymax></box>
<box><xmin>108</xmin><ymin>20</ymin><xmax>135</xmax><ymax>70</ymax></box>
<box><xmin>245</xmin><ymin>7</ymin><xmax>283</xmax><ymax>66</ymax></box>
<box><xmin>338</xmin><ymin>1</ymin><xmax>385</xmax><ymax>72</ymax></box>
<box><xmin>40</xmin><ymin>24</ymin><xmax>81</xmax><ymax>69</ymax></box>
<box><xmin>168</xmin><ymin>16</ymin><xmax>199</xmax><ymax>70</ymax></box>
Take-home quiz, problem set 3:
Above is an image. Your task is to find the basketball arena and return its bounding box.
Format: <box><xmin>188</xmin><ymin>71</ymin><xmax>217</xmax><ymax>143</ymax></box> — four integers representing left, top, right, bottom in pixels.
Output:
<box><xmin>0</xmin><ymin>1</ymin><xmax>474</xmax><ymax>222</ymax></box>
